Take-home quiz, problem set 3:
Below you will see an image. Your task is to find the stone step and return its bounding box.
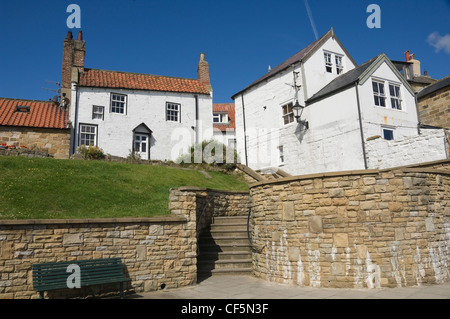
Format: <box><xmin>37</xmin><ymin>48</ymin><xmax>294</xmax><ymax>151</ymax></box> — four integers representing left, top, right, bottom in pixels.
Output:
<box><xmin>197</xmin><ymin>215</ymin><xmax>252</xmax><ymax>279</ymax></box>
<box><xmin>210</xmin><ymin>224</ymin><xmax>248</xmax><ymax>232</ymax></box>
<box><xmin>207</xmin><ymin>228</ymin><xmax>249</xmax><ymax>237</ymax></box>
<box><xmin>197</xmin><ymin>251</ymin><xmax>252</xmax><ymax>261</ymax></box>
<box><xmin>198</xmin><ymin>258</ymin><xmax>252</xmax><ymax>270</ymax></box>
<box><xmin>197</xmin><ymin>267</ymin><xmax>253</xmax><ymax>277</ymax></box>
<box><xmin>213</xmin><ymin>216</ymin><xmax>248</xmax><ymax>224</ymax></box>
<box><xmin>199</xmin><ymin>242</ymin><xmax>252</xmax><ymax>253</ymax></box>
<box><xmin>199</xmin><ymin>235</ymin><xmax>250</xmax><ymax>246</ymax></box>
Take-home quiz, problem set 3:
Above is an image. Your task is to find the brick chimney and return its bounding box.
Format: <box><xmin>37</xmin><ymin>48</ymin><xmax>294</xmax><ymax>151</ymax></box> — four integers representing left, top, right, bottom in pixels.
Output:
<box><xmin>61</xmin><ymin>30</ymin><xmax>86</xmax><ymax>103</ymax></box>
<box><xmin>197</xmin><ymin>53</ymin><xmax>212</xmax><ymax>92</ymax></box>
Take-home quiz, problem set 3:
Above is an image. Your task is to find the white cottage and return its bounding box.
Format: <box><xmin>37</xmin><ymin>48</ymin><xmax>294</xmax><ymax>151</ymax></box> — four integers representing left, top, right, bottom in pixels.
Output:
<box><xmin>232</xmin><ymin>29</ymin><xmax>448</xmax><ymax>175</ymax></box>
<box><xmin>62</xmin><ymin>31</ymin><xmax>214</xmax><ymax>161</ymax></box>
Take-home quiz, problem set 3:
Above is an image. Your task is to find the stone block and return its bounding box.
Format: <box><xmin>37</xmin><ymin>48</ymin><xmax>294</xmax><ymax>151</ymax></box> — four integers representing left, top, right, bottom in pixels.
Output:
<box><xmin>149</xmin><ymin>225</ymin><xmax>164</xmax><ymax>236</ymax></box>
<box><xmin>288</xmin><ymin>247</ymin><xmax>300</xmax><ymax>262</ymax></box>
<box><xmin>425</xmin><ymin>217</ymin><xmax>435</xmax><ymax>232</ymax></box>
<box><xmin>282</xmin><ymin>202</ymin><xmax>295</xmax><ymax>221</ymax></box>
<box><xmin>309</xmin><ymin>216</ymin><xmax>323</xmax><ymax>233</ymax></box>
<box><xmin>333</xmin><ymin>233</ymin><xmax>348</xmax><ymax>248</ymax></box>
<box><xmin>63</xmin><ymin>233</ymin><xmax>83</xmax><ymax>246</ymax></box>
<box><xmin>331</xmin><ymin>262</ymin><xmax>346</xmax><ymax>275</ymax></box>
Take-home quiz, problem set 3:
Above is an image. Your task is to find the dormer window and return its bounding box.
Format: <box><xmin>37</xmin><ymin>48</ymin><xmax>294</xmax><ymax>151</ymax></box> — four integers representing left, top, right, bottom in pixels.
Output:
<box><xmin>15</xmin><ymin>105</ymin><xmax>30</xmax><ymax>113</ymax></box>
<box><xmin>213</xmin><ymin>112</ymin><xmax>228</xmax><ymax>124</ymax></box>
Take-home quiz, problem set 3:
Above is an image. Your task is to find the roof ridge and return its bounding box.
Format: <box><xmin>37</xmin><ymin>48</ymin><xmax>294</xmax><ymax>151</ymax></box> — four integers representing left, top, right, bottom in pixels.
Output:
<box><xmin>0</xmin><ymin>97</ymin><xmax>57</xmax><ymax>104</ymax></box>
<box><xmin>83</xmin><ymin>68</ymin><xmax>201</xmax><ymax>82</ymax></box>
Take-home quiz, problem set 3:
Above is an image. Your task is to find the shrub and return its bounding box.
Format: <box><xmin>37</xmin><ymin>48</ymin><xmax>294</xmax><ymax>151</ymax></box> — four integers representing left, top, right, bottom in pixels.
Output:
<box><xmin>77</xmin><ymin>144</ymin><xmax>105</xmax><ymax>160</ymax></box>
<box><xmin>176</xmin><ymin>140</ymin><xmax>239</xmax><ymax>171</ymax></box>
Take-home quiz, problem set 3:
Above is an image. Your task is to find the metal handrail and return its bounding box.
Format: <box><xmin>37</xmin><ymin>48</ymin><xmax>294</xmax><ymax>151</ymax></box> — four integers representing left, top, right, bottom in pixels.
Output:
<box><xmin>246</xmin><ymin>207</ymin><xmax>253</xmax><ymax>248</ymax></box>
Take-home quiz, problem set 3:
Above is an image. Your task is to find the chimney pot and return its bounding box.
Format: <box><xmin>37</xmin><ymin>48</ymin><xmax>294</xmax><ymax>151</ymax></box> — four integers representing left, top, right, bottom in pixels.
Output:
<box><xmin>66</xmin><ymin>31</ymin><xmax>73</xmax><ymax>40</ymax></box>
<box><xmin>200</xmin><ymin>53</ymin><xmax>205</xmax><ymax>61</ymax></box>
<box><xmin>405</xmin><ymin>50</ymin><xmax>410</xmax><ymax>61</ymax></box>
<box><xmin>77</xmin><ymin>31</ymin><xmax>83</xmax><ymax>41</ymax></box>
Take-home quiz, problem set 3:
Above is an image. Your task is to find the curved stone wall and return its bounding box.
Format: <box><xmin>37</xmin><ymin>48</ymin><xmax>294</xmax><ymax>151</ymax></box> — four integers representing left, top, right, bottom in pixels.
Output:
<box><xmin>249</xmin><ymin>163</ymin><xmax>450</xmax><ymax>288</ymax></box>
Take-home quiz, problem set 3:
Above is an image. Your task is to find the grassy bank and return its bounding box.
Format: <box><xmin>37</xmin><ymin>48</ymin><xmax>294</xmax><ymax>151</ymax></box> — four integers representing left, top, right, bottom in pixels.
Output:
<box><xmin>0</xmin><ymin>156</ymin><xmax>248</xmax><ymax>219</ymax></box>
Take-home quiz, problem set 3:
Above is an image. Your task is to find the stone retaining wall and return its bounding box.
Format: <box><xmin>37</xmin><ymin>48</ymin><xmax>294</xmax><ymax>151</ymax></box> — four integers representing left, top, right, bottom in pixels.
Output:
<box><xmin>0</xmin><ymin>126</ymin><xmax>70</xmax><ymax>159</ymax></box>
<box><xmin>0</xmin><ymin>188</ymin><xmax>249</xmax><ymax>299</ymax></box>
<box><xmin>249</xmin><ymin>160</ymin><xmax>450</xmax><ymax>288</ymax></box>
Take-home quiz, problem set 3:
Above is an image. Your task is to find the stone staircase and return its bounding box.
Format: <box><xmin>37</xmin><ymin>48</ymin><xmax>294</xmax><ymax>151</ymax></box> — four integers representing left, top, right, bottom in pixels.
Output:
<box><xmin>197</xmin><ymin>215</ymin><xmax>252</xmax><ymax>280</ymax></box>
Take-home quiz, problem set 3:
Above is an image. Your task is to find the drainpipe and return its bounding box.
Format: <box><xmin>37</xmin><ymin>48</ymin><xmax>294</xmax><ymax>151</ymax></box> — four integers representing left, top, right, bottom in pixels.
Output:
<box><xmin>414</xmin><ymin>94</ymin><xmax>421</xmax><ymax>135</ymax></box>
<box><xmin>300</xmin><ymin>62</ymin><xmax>308</xmax><ymax>100</ymax></box>
<box><xmin>194</xmin><ymin>95</ymin><xmax>199</xmax><ymax>144</ymax></box>
<box><xmin>355</xmin><ymin>82</ymin><xmax>368</xmax><ymax>169</ymax></box>
<box><xmin>71</xmin><ymin>85</ymin><xmax>80</xmax><ymax>156</ymax></box>
<box><xmin>241</xmin><ymin>94</ymin><xmax>249</xmax><ymax>166</ymax></box>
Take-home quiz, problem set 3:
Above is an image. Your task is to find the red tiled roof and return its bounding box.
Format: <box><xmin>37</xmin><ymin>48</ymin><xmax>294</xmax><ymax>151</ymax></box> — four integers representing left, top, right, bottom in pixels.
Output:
<box><xmin>78</xmin><ymin>68</ymin><xmax>210</xmax><ymax>95</ymax></box>
<box><xmin>213</xmin><ymin>103</ymin><xmax>235</xmax><ymax>131</ymax></box>
<box><xmin>0</xmin><ymin>98</ymin><xmax>67</xmax><ymax>129</ymax></box>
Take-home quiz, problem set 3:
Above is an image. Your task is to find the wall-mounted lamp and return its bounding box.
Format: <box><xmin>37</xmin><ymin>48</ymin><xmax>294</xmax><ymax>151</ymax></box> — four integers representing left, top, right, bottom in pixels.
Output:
<box><xmin>292</xmin><ymin>101</ymin><xmax>309</xmax><ymax>129</ymax></box>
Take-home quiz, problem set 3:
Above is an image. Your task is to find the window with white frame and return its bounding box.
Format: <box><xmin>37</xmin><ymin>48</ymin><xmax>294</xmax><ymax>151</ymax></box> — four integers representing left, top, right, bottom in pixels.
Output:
<box><xmin>372</xmin><ymin>80</ymin><xmax>386</xmax><ymax>107</ymax></box>
<box><xmin>278</xmin><ymin>145</ymin><xmax>285</xmax><ymax>164</ymax></box>
<box><xmin>335</xmin><ymin>55</ymin><xmax>344</xmax><ymax>75</ymax></box>
<box><xmin>92</xmin><ymin>105</ymin><xmax>104</xmax><ymax>120</ymax></box>
<box><xmin>282</xmin><ymin>102</ymin><xmax>294</xmax><ymax>125</ymax></box>
<box><xmin>110</xmin><ymin>93</ymin><xmax>126</xmax><ymax>114</ymax></box>
<box><xmin>389</xmin><ymin>84</ymin><xmax>402</xmax><ymax>110</ymax></box>
<box><xmin>166</xmin><ymin>102</ymin><xmax>180</xmax><ymax>122</ymax></box>
<box><xmin>213</xmin><ymin>112</ymin><xmax>228</xmax><ymax>123</ymax></box>
<box><xmin>79</xmin><ymin>124</ymin><xmax>97</xmax><ymax>146</ymax></box>
<box><xmin>324</xmin><ymin>52</ymin><xmax>333</xmax><ymax>73</ymax></box>
<box><xmin>382</xmin><ymin>127</ymin><xmax>394</xmax><ymax>140</ymax></box>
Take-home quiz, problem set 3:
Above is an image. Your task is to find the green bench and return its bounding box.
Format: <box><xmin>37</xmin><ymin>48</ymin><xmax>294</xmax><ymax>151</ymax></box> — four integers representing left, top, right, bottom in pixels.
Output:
<box><xmin>32</xmin><ymin>258</ymin><xmax>131</xmax><ymax>299</ymax></box>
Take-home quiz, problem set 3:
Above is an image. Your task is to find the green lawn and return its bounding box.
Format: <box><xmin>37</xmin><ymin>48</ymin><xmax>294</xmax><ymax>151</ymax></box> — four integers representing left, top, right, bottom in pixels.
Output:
<box><xmin>0</xmin><ymin>156</ymin><xmax>248</xmax><ymax>219</ymax></box>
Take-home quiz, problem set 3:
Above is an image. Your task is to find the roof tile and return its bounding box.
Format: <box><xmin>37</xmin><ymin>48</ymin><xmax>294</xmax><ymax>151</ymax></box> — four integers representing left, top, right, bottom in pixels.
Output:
<box><xmin>213</xmin><ymin>103</ymin><xmax>235</xmax><ymax>131</ymax></box>
<box><xmin>78</xmin><ymin>68</ymin><xmax>210</xmax><ymax>95</ymax></box>
<box><xmin>0</xmin><ymin>98</ymin><xmax>67</xmax><ymax>129</ymax></box>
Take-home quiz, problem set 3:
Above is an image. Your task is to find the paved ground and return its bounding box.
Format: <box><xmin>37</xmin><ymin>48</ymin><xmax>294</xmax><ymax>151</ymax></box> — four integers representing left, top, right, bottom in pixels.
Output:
<box><xmin>134</xmin><ymin>275</ymin><xmax>450</xmax><ymax>299</ymax></box>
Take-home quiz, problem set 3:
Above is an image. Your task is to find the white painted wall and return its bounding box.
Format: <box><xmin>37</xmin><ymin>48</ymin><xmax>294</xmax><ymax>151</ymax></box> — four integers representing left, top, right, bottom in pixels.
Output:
<box><xmin>366</xmin><ymin>128</ymin><xmax>447</xmax><ymax>169</ymax></box>
<box><xmin>70</xmin><ymin>86</ymin><xmax>213</xmax><ymax>161</ymax></box>
<box><xmin>234</xmin><ymin>36</ymin><xmax>359</xmax><ymax>175</ymax></box>
<box><xmin>234</xmin><ymin>63</ymin><xmax>303</xmax><ymax>170</ymax></box>
<box><xmin>359</xmin><ymin>61</ymin><xmax>419</xmax><ymax>141</ymax></box>
<box><xmin>302</xmin><ymin>37</ymin><xmax>357</xmax><ymax>99</ymax></box>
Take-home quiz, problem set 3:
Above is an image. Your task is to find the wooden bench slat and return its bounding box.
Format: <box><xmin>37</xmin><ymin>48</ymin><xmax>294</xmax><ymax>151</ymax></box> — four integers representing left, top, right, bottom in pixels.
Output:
<box><xmin>32</xmin><ymin>258</ymin><xmax>130</xmax><ymax>298</ymax></box>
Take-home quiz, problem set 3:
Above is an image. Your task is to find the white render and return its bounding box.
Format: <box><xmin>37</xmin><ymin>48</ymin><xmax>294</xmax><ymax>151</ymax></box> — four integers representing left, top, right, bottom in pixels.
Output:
<box><xmin>69</xmin><ymin>86</ymin><xmax>213</xmax><ymax>161</ymax></box>
<box><xmin>234</xmin><ymin>33</ymin><xmax>359</xmax><ymax>174</ymax></box>
<box><xmin>233</xmin><ymin>31</ymin><xmax>448</xmax><ymax>176</ymax></box>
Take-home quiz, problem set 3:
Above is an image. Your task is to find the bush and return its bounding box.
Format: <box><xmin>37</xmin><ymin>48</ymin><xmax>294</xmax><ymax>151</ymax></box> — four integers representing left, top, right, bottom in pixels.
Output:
<box><xmin>77</xmin><ymin>144</ymin><xmax>106</xmax><ymax>160</ymax></box>
<box><xmin>176</xmin><ymin>140</ymin><xmax>239</xmax><ymax>171</ymax></box>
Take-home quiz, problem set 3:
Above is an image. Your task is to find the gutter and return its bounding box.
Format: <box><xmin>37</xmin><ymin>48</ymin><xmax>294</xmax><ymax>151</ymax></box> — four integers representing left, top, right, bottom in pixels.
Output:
<box><xmin>355</xmin><ymin>82</ymin><xmax>368</xmax><ymax>170</ymax></box>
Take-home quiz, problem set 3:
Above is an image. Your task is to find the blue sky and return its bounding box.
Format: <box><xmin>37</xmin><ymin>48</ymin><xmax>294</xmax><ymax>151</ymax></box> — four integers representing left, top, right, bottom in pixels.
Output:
<box><xmin>0</xmin><ymin>0</ymin><xmax>449</xmax><ymax>104</ymax></box>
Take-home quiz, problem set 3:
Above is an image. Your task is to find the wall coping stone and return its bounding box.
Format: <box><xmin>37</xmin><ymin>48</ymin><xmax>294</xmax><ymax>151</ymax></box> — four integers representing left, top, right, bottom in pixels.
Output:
<box><xmin>176</xmin><ymin>186</ymin><xmax>249</xmax><ymax>195</ymax></box>
<box><xmin>0</xmin><ymin>215</ymin><xmax>186</xmax><ymax>226</ymax></box>
<box><xmin>250</xmin><ymin>159</ymin><xmax>450</xmax><ymax>188</ymax></box>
